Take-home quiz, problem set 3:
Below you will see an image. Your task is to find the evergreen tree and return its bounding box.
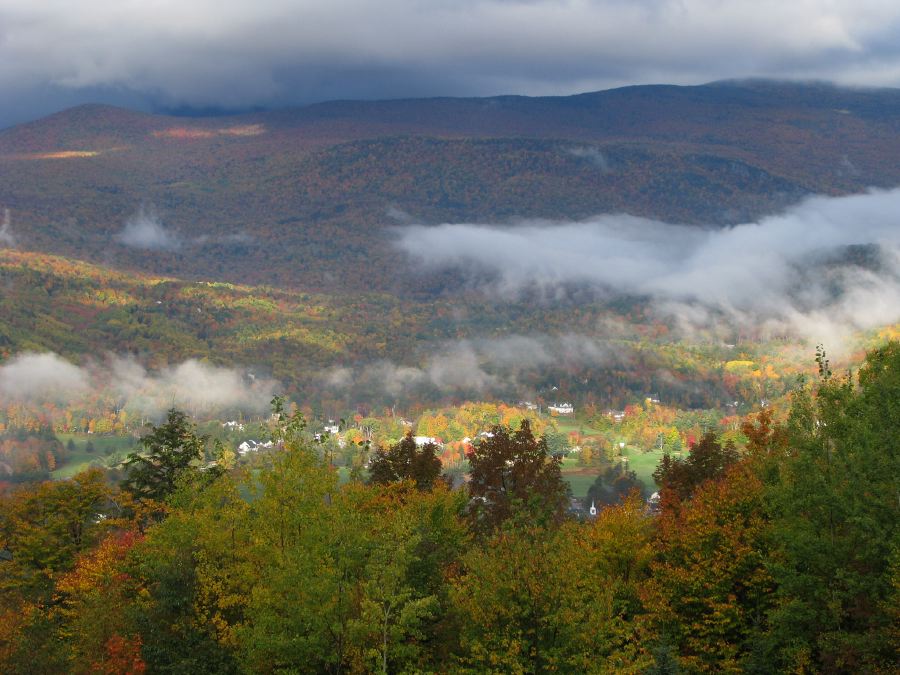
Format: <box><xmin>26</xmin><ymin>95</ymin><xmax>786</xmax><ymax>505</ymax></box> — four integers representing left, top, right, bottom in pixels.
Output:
<box><xmin>122</xmin><ymin>409</ymin><xmax>207</xmax><ymax>502</ymax></box>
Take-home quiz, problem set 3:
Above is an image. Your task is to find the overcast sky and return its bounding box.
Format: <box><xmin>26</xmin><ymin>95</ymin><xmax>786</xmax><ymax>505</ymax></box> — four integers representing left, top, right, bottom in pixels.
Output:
<box><xmin>3</xmin><ymin>0</ymin><xmax>900</xmax><ymax>128</ymax></box>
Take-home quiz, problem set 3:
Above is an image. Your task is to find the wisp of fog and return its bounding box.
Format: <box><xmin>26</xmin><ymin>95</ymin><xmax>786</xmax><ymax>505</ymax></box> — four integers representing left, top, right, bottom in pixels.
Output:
<box><xmin>116</xmin><ymin>208</ymin><xmax>181</xmax><ymax>251</ymax></box>
<box><xmin>324</xmin><ymin>334</ymin><xmax>627</xmax><ymax>399</ymax></box>
<box><xmin>0</xmin><ymin>209</ymin><xmax>15</xmax><ymax>247</ymax></box>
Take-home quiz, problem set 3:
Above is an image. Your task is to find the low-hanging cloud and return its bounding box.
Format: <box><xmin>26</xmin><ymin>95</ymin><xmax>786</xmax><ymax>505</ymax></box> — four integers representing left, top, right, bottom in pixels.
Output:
<box><xmin>397</xmin><ymin>188</ymin><xmax>900</xmax><ymax>346</ymax></box>
<box><xmin>0</xmin><ymin>352</ymin><xmax>277</xmax><ymax>417</ymax></box>
<box><xmin>116</xmin><ymin>209</ymin><xmax>180</xmax><ymax>251</ymax></box>
<box><xmin>566</xmin><ymin>146</ymin><xmax>613</xmax><ymax>173</ymax></box>
<box><xmin>0</xmin><ymin>353</ymin><xmax>90</xmax><ymax>403</ymax></box>
<box><xmin>115</xmin><ymin>208</ymin><xmax>255</xmax><ymax>251</ymax></box>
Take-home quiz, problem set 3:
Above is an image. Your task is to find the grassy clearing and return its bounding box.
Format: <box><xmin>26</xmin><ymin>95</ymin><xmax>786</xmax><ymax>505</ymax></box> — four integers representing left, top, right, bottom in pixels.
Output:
<box><xmin>559</xmin><ymin>455</ymin><xmax>600</xmax><ymax>500</ymax></box>
<box><xmin>563</xmin><ymin>473</ymin><xmax>599</xmax><ymax>500</ymax></box>
<box><xmin>52</xmin><ymin>434</ymin><xmax>135</xmax><ymax>479</ymax></box>
<box><xmin>552</xmin><ymin>417</ymin><xmax>601</xmax><ymax>436</ymax></box>
<box><xmin>620</xmin><ymin>446</ymin><xmax>666</xmax><ymax>489</ymax></box>
<box><xmin>559</xmin><ymin>446</ymin><xmax>666</xmax><ymax>499</ymax></box>
<box><xmin>52</xmin><ymin>449</ymin><xmax>104</xmax><ymax>479</ymax></box>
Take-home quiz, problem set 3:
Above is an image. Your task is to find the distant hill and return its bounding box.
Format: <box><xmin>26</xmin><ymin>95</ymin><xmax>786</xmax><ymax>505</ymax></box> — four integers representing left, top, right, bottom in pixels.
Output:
<box><xmin>2</xmin><ymin>80</ymin><xmax>900</xmax><ymax>292</ymax></box>
<box><xmin>0</xmin><ymin>248</ymin><xmax>758</xmax><ymax>410</ymax></box>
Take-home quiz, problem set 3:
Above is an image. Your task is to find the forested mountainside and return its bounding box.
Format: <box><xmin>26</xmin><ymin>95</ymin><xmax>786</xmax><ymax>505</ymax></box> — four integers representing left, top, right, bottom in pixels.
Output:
<box><xmin>3</xmin><ymin>80</ymin><xmax>900</xmax><ymax>292</ymax></box>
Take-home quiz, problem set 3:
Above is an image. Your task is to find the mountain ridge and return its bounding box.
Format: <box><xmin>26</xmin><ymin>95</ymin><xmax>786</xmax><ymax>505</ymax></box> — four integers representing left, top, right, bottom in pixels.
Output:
<box><xmin>2</xmin><ymin>79</ymin><xmax>900</xmax><ymax>292</ymax></box>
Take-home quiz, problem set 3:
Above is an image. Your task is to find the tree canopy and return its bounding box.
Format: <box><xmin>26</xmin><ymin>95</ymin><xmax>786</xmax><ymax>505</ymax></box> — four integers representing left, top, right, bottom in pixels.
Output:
<box><xmin>1</xmin><ymin>344</ymin><xmax>898</xmax><ymax>673</ymax></box>
<box><xmin>652</xmin><ymin>430</ymin><xmax>739</xmax><ymax>505</ymax></box>
<box><xmin>367</xmin><ymin>432</ymin><xmax>442</xmax><ymax>491</ymax></box>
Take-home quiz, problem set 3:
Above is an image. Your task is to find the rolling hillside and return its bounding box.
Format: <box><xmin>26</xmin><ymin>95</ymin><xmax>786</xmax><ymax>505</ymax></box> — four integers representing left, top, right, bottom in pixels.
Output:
<box><xmin>3</xmin><ymin>80</ymin><xmax>900</xmax><ymax>292</ymax></box>
<box><xmin>0</xmin><ymin>247</ymin><xmax>821</xmax><ymax>411</ymax></box>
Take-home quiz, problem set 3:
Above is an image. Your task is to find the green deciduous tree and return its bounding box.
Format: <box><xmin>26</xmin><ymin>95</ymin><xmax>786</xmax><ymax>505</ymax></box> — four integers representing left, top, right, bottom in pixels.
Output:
<box><xmin>451</xmin><ymin>494</ymin><xmax>654</xmax><ymax>672</ymax></box>
<box><xmin>0</xmin><ymin>469</ymin><xmax>113</xmax><ymax>597</ymax></box>
<box><xmin>762</xmin><ymin>343</ymin><xmax>900</xmax><ymax>672</ymax></box>
<box><xmin>368</xmin><ymin>432</ymin><xmax>442</xmax><ymax>491</ymax></box>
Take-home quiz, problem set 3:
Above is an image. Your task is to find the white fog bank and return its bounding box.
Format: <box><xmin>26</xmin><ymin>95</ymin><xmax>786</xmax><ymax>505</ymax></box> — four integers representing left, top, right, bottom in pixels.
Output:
<box><xmin>397</xmin><ymin>189</ymin><xmax>900</xmax><ymax>345</ymax></box>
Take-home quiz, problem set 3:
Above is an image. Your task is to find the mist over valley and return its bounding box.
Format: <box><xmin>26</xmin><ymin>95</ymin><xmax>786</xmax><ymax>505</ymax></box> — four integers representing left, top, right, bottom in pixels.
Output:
<box><xmin>2</xmin><ymin>81</ymin><xmax>900</xmax><ymax>415</ymax></box>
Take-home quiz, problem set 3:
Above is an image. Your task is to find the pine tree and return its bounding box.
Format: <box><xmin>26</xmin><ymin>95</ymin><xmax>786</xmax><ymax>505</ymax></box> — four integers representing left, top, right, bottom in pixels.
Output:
<box><xmin>122</xmin><ymin>409</ymin><xmax>207</xmax><ymax>502</ymax></box>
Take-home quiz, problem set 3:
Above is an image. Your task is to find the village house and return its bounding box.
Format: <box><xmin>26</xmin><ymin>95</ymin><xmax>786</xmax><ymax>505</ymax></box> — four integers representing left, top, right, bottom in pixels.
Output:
<box><xmin>238</xmin><ymin>439</ymin><xmax>274</xmax><ymax>455</ymax></box>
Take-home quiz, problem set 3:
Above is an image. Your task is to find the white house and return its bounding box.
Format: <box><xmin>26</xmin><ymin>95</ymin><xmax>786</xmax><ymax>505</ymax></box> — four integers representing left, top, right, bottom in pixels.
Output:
<box><xmin>238</xmin><ymin>439</ymin><xmax>274</xmax><ymax>455</ymax></box>
<box><xmin>548</xmin><ymin>403</ymin><xmax>574</xmax><ymax>415</ymax></box>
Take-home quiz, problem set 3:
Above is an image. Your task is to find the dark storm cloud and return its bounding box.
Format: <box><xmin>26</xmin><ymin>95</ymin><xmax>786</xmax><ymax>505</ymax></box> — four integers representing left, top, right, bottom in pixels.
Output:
<box><xmin>2</xmin><ymin>1</ymin><xmax>900</xmax><ymax>127</ymax></box>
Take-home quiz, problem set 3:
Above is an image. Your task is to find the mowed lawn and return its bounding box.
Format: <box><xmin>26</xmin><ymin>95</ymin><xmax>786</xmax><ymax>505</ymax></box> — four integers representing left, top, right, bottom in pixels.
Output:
<box><xmin>52</xmin><ymin>434</ymin><xmax>135</xmax><ymax>479</ymax></box>
<box><xmin>620</xmin><ymin>446</ymin><xmax>667</xmax><ymax>489</ymax></box>
<box><xmin>552</xmin><ymin>417</ymin><xmax>602</xmax><ymax>436</ymax></box>
<box><xmin>563</xmin><ymin>471</ymin><xmax>599</xmax><ymax>500</ymax></box>
<box><xmin>559</xmin><ymin>445</ymin><xmax>666</xmax><ymax>500</ymax></box>
<box><xmin>559</xmin><ymin>456</ymin><xmax>601</xmax><ymax>500</ymax></box>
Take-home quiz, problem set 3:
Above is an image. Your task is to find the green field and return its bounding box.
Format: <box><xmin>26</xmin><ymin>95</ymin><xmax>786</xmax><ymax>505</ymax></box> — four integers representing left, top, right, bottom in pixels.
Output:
<box><xmin>552</xmin><ymin>417</ymin><xmax>602</xmax><ymax>436</ymax></box>
<box><xmin>620</xmin><ymin>446</ymin><xmax>666</xmax><ymax>489</ymax></box>
<box><xmin>562</xmin><ymin>472</ymin><xmax>599</xmax><ymax>500</ymax></box>
<box><xmin>559</xmin><ymin>445</ymin><xmax>665</xmax><ymax>501</ymax></box>
<box><xmin>52</xmin><ymin>434</ymin><xmax>135</xmax><ymax>479</ymax></box>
